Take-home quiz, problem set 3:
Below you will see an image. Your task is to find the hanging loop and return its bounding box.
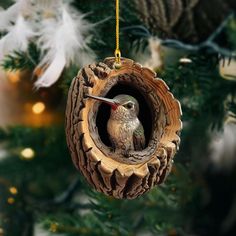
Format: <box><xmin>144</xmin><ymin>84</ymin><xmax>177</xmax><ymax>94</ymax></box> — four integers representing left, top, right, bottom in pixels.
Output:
<box><xmin>114</xmin><ymin>0</ymin><xmax>122</xmax><ymax>69</ymax></box>
<box><xmin>114</xmin><ymin>49</ymin><xmax>121</xmax><ymax>69</ymax></box>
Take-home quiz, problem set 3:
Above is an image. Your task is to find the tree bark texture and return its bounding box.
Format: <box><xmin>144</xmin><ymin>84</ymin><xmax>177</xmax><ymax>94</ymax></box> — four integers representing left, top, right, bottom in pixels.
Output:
<box><xmin>65</xmin><ymin>57</ymin><xmax>182</xmax><ymax>199</ymax></box>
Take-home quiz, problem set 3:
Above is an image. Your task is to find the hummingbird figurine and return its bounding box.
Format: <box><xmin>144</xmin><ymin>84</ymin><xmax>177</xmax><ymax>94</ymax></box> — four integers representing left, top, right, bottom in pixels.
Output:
<box><xmin>87</xmin><ymin>94</ymin><xmax>146</xmax><ymax>156</ymax></box>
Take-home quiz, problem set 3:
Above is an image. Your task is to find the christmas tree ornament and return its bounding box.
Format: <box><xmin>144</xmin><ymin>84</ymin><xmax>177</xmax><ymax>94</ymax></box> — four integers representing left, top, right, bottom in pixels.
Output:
<box><xmin>65</xmin><ymin>0</ymin><xmax>182</xmax><ymax>199</ymax></box>
<box><xmin>219</xmin><ymin>58</ymin><xmax>236</xmax><ymax>81</ymax></box>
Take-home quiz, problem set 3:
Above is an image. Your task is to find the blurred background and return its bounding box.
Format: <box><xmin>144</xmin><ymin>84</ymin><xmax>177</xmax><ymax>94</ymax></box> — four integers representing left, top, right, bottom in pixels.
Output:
<box><xmin>0</xmin><ymin>0</ymin><xmax>236</xmax><ymax>236</ymax></box>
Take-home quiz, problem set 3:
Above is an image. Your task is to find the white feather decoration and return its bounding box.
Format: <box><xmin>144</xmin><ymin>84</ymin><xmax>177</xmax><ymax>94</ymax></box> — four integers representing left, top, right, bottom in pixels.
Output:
<box><xmin>0</xmin><ymin>6</ymin><xmax>17</xmax><ymax>31</ymax></box>
<box><xmin>0</xmin><ymin>0</ymin><xmax>32</xmax><ymax>30</ymax></box>
<box><xmin>0</xmin><ymin>15</ymin><xmax>35</xmax><ymax>61</ymax></box>
<box><xmin>34</xmin><ymin>52</ymin><xmax>66</xmax><ymax>88</ymax></box>
<box><xmin>0</xmin><ymin>0</ymin><xmax>96</xmax><ymax>88</ymax></box>
<box><xmin>35</xmin><ymin>5</ymin><xmax>95</xmax><ymax>88</ymax></box>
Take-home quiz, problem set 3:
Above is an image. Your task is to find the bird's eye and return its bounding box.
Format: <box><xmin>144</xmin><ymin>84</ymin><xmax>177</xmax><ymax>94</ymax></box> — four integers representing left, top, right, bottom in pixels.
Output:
<box><xmin>124</xmin><ymin>102</ymin><xmax>133</xmax><ymax>109</ymax></box>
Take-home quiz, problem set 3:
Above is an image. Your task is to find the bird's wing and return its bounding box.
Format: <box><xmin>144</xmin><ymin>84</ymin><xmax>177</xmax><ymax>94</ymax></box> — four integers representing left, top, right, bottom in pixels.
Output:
<box><xmin>133</xmin><ymin>124</ymin><xmax>145</xmax><ymax>151</ymax></box>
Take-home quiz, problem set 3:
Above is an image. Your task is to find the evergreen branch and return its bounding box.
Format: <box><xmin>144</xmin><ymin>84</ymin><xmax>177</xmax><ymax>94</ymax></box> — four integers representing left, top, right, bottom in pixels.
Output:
<box><xmin>161</xmin><ymin>39</ymin><xmax>235</xmax><ymax>57</ymax></box>
<box><xmin>122</xmin><ymin>14</ymin><xmax>236</xmax><ymax>57</ymax></box>
<box><xmin>53</xmin><ymin>177</ymin><xmax>81</xmax><ymax>204</ymax></box>
<box><xmin>1</xmin><ymin>43</ymin><xmax>40</xmax><ymax>71</ymax></box>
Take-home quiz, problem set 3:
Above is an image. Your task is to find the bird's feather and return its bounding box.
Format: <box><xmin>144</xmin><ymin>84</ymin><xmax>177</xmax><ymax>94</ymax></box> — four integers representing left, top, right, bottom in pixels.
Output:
<box><xmin>133</xmin><ymin>123</ymin><xmax>145</xmax><ymax>151</ymax></box>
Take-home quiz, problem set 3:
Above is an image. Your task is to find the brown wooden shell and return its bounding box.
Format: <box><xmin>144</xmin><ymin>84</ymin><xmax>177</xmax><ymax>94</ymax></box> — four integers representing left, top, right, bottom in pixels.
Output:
<box><xmin>65</xmin><ymin>57</ymin><xmax>182</xmax><ymax>199</ymax></box>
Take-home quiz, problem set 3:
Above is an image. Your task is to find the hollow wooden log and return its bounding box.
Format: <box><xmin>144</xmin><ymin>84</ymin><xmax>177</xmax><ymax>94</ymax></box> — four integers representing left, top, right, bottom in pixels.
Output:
<box><xmin>65</xmin><ymin>57</ymin><xmax>182</xmax><ymax>199</ymax></box>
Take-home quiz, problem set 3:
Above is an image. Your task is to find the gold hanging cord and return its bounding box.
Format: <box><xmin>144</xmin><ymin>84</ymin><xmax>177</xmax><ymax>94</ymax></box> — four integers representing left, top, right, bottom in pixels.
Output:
<box><xmin>114</xmin><ymin>0</ymin><xmax>121</xmax><ymax>66</ymax></box>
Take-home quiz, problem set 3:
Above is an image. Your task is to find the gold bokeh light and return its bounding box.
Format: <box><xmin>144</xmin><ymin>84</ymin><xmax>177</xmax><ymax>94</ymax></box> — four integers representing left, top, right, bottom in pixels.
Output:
<box><xmin>32</xmin><ymin>102</ymin><xmax>45</xmax><ymax>114</ymax></box>
<box><xmin>7</xmin><ymin>197</ymin><xmax>15</xmax><ymax>204</ymax></box>
<box><xmin>9</xmin><ymin>186</ymin><xmax>18</xmax><ymax>195</ymax></box>
<box><xmin>21</xmin><ymin>148</ymin><xmax>35</xmax><ymax>160</ymax></box>
<box><xmin>7</xmin><ymin>71</ymin><xmax>20</xmax><ymax>83</ymax></box>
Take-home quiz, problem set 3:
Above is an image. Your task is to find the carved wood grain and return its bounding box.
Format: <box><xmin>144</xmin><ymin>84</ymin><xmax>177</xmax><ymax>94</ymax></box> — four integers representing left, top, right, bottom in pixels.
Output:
<box><xmin>65</xmin><ymin>57</ymin><xmax>182</xmax><ymax>199</ymax></box>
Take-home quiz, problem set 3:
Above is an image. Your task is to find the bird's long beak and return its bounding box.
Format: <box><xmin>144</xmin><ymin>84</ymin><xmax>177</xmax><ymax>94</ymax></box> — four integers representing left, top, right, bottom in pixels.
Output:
<box><xmin>86</xmin><ymin>94</ymin><xmax>120</xmax><ymax>110</ymax></box>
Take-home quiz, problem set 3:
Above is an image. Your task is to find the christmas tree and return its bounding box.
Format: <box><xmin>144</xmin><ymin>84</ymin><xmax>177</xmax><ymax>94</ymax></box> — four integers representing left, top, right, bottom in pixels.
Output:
<box><xmin>0</xmin><ymin>1</ymin><xmax>236</xmax><ymax>236</ymax></box>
